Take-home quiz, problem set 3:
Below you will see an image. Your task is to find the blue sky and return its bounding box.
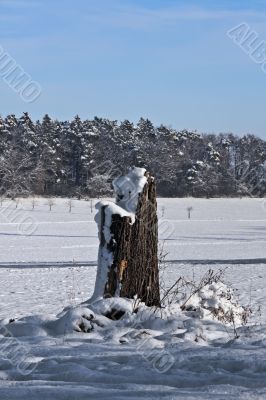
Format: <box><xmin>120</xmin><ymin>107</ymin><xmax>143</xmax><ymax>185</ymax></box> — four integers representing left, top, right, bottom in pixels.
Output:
<box><xmin>0</xmin><ymin>0</ymin><xmax>266</xmax><ymax>138</ymax></box>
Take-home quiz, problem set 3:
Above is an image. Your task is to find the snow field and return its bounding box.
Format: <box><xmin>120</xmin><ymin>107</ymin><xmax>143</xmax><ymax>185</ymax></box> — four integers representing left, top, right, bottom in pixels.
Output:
<box><xmin>0</xmin><ymin>197</ymin><xmax>266</xmax><ymax>399</ymax></box>
<box><xmin>0</xmin><ymin>197</ymin><xmax>266</xmax><ymax>263</ymax></box>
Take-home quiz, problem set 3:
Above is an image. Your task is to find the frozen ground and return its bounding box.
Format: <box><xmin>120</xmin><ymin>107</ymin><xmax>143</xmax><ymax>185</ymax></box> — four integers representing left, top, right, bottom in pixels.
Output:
<box><xmin>0</xmin><ymin>198</ymin><xmax>266</xmax><ymax>399</ymax></box>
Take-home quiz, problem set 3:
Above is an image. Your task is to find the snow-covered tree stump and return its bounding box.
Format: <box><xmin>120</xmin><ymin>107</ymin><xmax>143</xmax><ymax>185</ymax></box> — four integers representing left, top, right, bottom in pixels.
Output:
<box><xmin>92</xmin><ymin>167</ymin><xmax>160</xmax><ymax>307</ymax></box>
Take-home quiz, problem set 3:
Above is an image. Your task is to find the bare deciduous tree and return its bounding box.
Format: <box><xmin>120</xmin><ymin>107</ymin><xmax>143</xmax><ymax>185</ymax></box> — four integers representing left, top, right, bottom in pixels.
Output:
<box><xmin>187</xmin><ymin>206</ymin><xmax>193</xmax><ymax>219</ymax></box>
<box><xmin>47</xmin><ymin>198</ymin><xmax>55</xmax><ymax>211</ymax></box>
<box><xmin>31</xmin><ymin>197</ymin><xmax>38</xmax><ymax>210</ymax></box>
<box><xmin>66</xmin><ymin>199</ymin><xmax>74</xmax><ymax>213</ymax></box>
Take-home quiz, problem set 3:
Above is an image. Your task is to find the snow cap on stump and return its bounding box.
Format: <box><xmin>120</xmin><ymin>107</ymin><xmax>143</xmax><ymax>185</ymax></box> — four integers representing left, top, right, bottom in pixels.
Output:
<box><xmin>113</xmin><ymin>167</ymin><xmax>148</xmax><ymax>214</ymax></box>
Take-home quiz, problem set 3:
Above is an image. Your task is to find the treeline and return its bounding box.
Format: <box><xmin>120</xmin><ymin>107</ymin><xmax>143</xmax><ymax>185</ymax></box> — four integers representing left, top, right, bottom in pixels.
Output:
<box><xmin>0</xmin><ymin>112</ymin><xmax>265</xmax><ymax>198</ymax></box>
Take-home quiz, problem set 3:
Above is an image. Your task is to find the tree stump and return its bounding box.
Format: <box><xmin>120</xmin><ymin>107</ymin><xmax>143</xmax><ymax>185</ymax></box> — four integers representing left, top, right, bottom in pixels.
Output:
<box><xmin>92</xmin><ymin>168</ymin><xmax>160</xmax><ymax>307</ymax></box>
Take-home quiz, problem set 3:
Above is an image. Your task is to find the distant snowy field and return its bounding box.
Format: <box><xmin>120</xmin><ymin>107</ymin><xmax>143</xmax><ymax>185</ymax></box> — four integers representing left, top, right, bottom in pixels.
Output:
<box><xmin>0</xmin><ymin>197</ymin><xmax>266</xmax><ymax>264</ymax></box>
<box><xmin>0</xmin><ymin>198</ymin><xmax>266</xmax><ymax>399</ymax></box>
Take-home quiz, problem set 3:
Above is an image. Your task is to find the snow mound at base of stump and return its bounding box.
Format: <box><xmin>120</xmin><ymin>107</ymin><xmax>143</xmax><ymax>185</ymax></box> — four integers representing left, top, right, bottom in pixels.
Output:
<box><xmin>2</xmin><ymin>281</ymin><xmax>249</xmax><ymax>345</ymax></box>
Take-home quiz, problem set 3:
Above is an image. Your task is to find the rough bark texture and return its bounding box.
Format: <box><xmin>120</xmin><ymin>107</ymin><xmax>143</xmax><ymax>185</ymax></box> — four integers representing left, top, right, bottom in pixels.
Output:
<box><xmin>101</xmin><ymin>174</ymin><xmax>160</xmax><ymax>307</ymax></box>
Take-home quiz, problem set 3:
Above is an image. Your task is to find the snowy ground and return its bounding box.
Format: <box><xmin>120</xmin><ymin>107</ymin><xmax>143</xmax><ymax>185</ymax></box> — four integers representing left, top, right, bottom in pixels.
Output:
<box><xmin>0</xmin><ymin>197</ymin><xmax>266</xmax><ymax>399</ymax></box>
<box><xmin>0</xmin><ymin>197</ymin><xmax>266</xmax><ymax>264</ymax></box>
